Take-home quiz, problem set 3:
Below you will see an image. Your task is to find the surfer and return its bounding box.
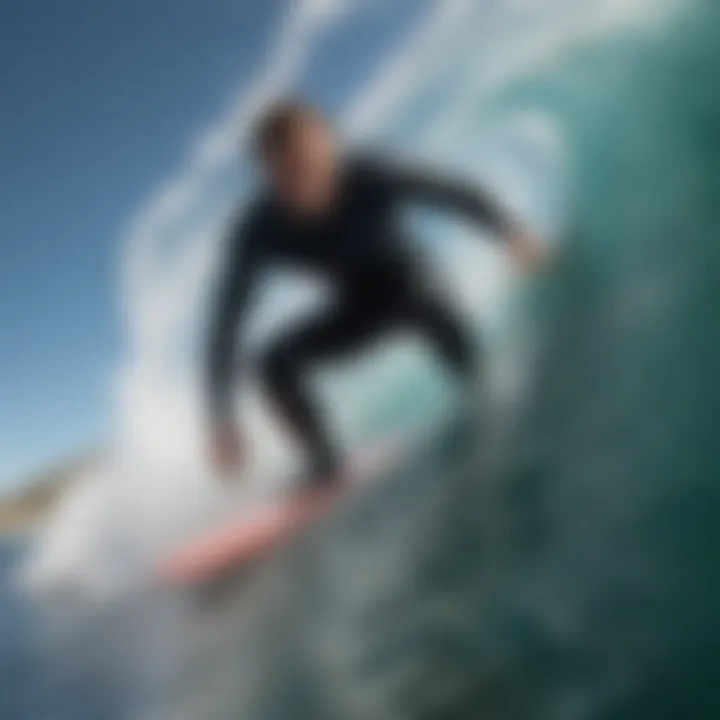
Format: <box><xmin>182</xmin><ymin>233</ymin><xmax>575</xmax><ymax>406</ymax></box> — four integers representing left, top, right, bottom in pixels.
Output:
<box><xmin>206</xmin><ymin>100</ymin><xmax>544</xmax><ymax>484</ymax></box>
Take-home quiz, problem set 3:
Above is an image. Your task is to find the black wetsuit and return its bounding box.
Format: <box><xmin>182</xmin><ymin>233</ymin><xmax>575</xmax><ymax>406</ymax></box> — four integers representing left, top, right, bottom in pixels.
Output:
<box><xmin>207</xmin><ymin>153</ymin><xmax>513</xmax><ymax>477</ymax></box>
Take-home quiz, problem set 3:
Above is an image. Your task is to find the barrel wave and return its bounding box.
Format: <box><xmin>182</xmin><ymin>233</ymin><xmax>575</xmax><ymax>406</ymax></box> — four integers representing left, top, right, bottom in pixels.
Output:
<box><xmin>17</xmin><ymin>1</ymin><xmax>720</xmax><ymax>718</ymax></box>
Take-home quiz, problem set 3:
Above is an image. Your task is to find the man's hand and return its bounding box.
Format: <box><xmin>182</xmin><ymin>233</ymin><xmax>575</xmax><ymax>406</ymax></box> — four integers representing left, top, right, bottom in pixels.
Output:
<box><xmin>506</xmin><ymin>228</ymin><xmax>549</xmax><ymax>275</ymax></box>
<box><xmin>209</xmin><ymin>422</ymin><xmax>245</xmax><ymax>478</ymax></box>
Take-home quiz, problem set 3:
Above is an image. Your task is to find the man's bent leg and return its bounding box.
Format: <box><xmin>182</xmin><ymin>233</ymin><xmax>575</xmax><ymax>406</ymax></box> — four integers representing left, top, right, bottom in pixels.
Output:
<box><xmin>408</xmin><ymin>296</ymin><xmax>481</xmax><ymax>383</ymax></box>
<box><xmin>260</xmin><ymin>344</ymin><xmax>338</xmax><ymax>478</ymax></box>
<box><xmin>258</xmin><ymin>305</ymin><xmax>389</xmax><ymax>480</ymax></box>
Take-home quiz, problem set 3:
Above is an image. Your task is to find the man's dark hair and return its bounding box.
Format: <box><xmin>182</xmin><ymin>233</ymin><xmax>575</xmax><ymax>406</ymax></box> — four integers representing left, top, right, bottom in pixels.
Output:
<box><xmin>252</xmin><ymin>99</ymin><xmax>328</xmax><ymax>157</ymax></box>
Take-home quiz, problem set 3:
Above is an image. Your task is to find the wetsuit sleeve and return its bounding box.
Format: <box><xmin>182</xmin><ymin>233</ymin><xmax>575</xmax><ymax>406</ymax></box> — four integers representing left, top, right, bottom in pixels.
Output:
<box><xmin>206</xmin><ymin>212</ymin><xmax>262</xmax><ymax>427</ymax></box>
<box><xmin>372</xmin><ymin>155</ymin><xmax>518</xmax><ymax>239</ymax></box>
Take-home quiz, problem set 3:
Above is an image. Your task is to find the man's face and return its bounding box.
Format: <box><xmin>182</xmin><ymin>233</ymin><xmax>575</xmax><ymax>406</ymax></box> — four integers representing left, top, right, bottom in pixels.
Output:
<box><xmin>263</xmin><ymin>118</ymin><xmax>339</xmax><ymax>217</ymax></box>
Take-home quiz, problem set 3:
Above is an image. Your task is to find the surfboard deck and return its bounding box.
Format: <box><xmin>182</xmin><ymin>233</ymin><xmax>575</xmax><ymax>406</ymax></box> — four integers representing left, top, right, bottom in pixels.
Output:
<box><xmin>157</xmin><ymin>436</ymin><xmax>406</xmax><ymax>587</ymax></box>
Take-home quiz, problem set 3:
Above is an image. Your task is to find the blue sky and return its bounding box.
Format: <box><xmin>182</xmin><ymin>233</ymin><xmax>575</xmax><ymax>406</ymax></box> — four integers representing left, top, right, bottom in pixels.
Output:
<box><xmin>0</xmin><ymin>0</ymin><xmax>427</xmax><ymax>489</ymax></box>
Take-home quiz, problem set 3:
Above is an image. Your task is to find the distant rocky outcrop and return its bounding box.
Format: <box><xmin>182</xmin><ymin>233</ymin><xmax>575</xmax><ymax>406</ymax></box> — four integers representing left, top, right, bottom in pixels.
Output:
<box><xmin>0</xmin><ymin>453</ymin><xmax>97</xmax><ymax>534</ymax></box>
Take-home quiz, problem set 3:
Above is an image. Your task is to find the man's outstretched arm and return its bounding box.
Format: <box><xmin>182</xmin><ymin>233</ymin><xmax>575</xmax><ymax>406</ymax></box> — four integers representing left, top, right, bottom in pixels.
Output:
<box><xmin>374</xmin><ymin>155</ymin><xmax>546</xmax><ymax>271</ymax></box>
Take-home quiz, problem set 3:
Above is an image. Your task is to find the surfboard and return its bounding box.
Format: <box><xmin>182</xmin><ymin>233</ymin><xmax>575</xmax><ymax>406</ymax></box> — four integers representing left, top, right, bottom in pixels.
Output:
<box><xmin>157</xmin><ymin>436</ymin><xmax>406</xmax><ymax>587</ymax></box>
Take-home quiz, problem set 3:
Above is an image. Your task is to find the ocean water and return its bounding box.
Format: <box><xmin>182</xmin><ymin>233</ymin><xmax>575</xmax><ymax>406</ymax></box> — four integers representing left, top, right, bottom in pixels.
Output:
<box><xmin>0</xmin><ymin>540</ymin><xmax>39</xmax><ymax>719</ymax></box>
<box><xmin>8</xmin><ymin>0</ymin><xmax>720</xmax><ymax>717</ymax></box>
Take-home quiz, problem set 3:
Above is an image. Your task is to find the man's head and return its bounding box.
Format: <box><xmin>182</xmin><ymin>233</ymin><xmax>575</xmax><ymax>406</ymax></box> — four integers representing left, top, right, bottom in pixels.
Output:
<box><xmin>253</xmin><ymin>100</ymin><xmax>340</xmax><ymax>216</ymax></box>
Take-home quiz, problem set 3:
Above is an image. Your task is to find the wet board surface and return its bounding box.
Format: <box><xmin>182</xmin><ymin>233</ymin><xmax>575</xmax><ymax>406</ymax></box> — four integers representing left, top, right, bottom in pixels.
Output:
<box><xmin>157</xmin><ymin>436</ymin><xmax>408</xmax><ymax>587</ymax></box>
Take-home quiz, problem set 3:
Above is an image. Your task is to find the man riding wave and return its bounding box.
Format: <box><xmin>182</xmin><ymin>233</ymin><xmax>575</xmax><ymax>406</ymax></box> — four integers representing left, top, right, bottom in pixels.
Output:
<box><xmin>206</xmin><ymin>100</ymin><xmax>544</xmax><ymax>484</ymax></box>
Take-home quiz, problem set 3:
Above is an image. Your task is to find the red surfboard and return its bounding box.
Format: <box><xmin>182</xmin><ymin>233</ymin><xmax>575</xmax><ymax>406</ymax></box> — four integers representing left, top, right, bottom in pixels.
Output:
<box><xmin>157</xmin><ymin>437</ymin><xmax>405</xmax><ymax>587</ymax></box>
